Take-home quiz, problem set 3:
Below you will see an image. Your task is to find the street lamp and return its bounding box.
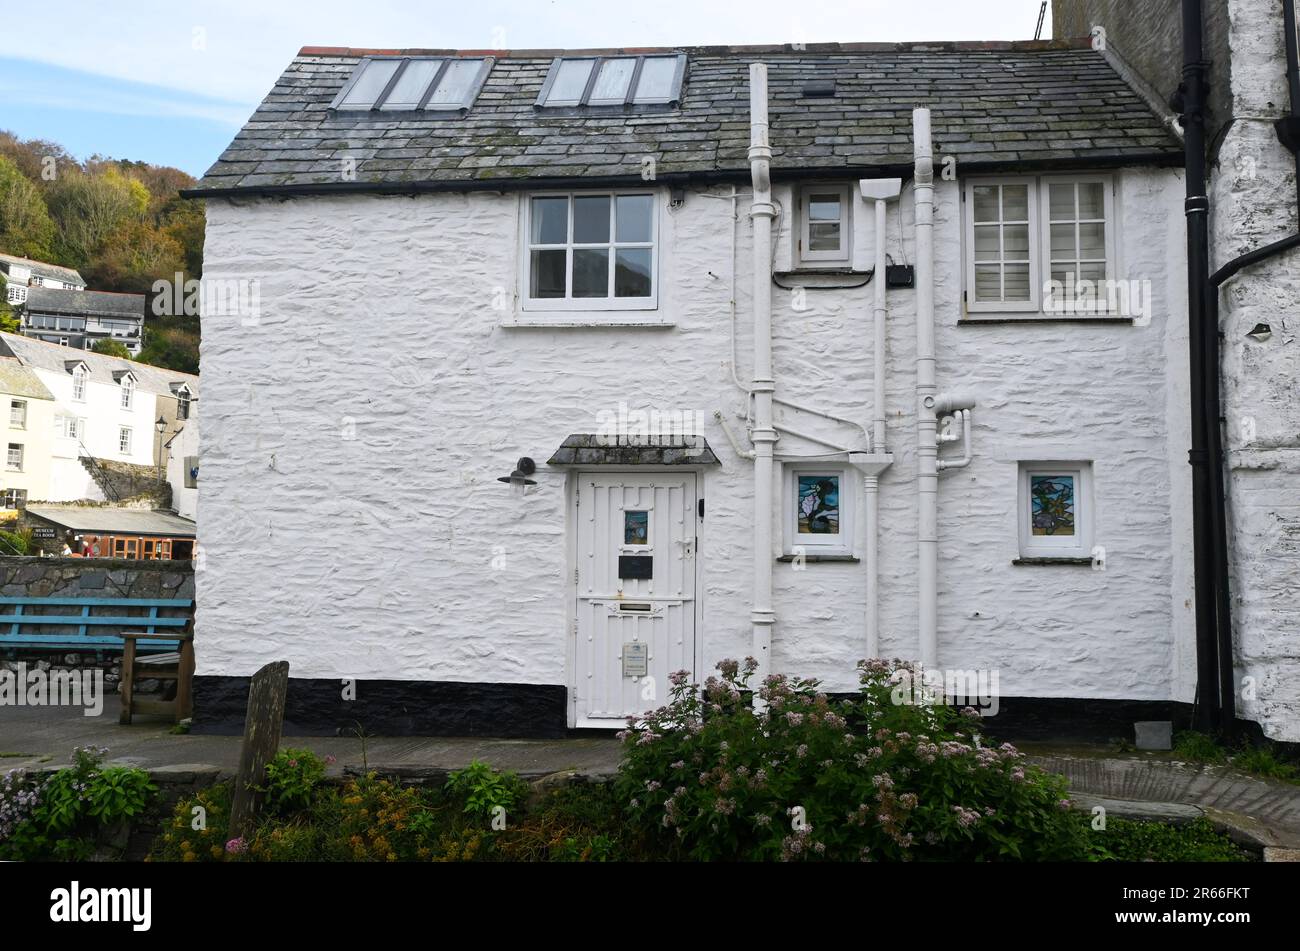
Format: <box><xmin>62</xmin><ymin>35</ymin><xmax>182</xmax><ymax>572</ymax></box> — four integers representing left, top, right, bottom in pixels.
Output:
<box><xmin>155</xmin><ymin>416</ymin><xmax>167</xmax><ymax>483</ymax></box>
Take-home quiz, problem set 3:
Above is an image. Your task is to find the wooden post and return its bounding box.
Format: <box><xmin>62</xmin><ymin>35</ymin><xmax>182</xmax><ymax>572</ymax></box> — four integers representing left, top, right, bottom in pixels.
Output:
<box><xmin>227</xmin><ymin>661</ymin><xmax>290</xmax><ymax>840</ymax></box>
<box><xmin>175</xmin><ymin>636</ymin><xmax>195</xmax><ymax>721</ymax></box>
<box><xmin>118</xmin><ymin>634</ymin><xmax>137</xmax><ymax>725</ymax></box>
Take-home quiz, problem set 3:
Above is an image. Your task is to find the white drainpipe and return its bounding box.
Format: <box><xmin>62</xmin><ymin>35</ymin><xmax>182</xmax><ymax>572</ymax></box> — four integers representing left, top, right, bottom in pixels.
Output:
<box><xmin>913</xmin><ymin>107</ymin><xmax>939</xmax><ymax>668</ymax></box>
<box><xmin>749</xmin><ymin>64</ymin><xmax>777</xmax><ymax>682</ymax></box>
<box><xmin>858</xmin><ymin>178</ymin><xmax>901</xmax><ymax>660</ymax></box>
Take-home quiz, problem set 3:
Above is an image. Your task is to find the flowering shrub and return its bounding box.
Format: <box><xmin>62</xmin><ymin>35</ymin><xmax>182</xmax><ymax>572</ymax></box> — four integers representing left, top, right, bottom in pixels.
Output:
<box><xmin>261</xmin><ymin>748</ymin><xmax>329</xmax><ymax>815</ymax></box>
<box><xmin>614</xmin><ymin>658</ymin><xmax>1092</xmax><ymax>861</ymax></box>
<box><xmin>0</xmin><ymin>746</ymin><xmax>155</xmax><ymax>861</ymax></box>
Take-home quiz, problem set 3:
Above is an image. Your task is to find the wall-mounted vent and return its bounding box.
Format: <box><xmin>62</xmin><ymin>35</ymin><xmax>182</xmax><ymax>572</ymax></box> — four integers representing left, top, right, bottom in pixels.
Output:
<box><xmin>802</xmin><ymin>80</ymin><xmax>836</xmax><ymax>98</ymax></box>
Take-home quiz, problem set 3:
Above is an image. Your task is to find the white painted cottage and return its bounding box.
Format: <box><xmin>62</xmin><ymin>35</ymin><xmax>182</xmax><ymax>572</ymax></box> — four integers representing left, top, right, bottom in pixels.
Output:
<box><xmin>186</xmin><ymin>37</ymin><xmax>1293</xmax><ymax>742</ymax></box>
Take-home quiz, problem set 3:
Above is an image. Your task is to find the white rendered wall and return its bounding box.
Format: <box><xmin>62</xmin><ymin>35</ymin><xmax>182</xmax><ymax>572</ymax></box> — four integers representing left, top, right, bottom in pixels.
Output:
<box><xmin>197</xmin><ymin>169</ymin><xmax>1194</xmax><ymax>712</ymax></box>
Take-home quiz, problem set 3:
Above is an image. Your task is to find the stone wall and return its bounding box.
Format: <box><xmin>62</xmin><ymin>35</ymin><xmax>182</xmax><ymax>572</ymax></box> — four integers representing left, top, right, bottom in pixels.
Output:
<box><xmin>80</xmin><ymin>457</ymin><xmax>172</xmax><ymax>506</ymax></box>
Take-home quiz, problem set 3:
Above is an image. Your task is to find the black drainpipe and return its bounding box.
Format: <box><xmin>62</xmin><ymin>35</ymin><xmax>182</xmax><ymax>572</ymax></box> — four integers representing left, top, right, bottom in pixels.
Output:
<box><xmin>1180</xmin><ymin>0</ymin><xmax>1220</xmax><ymax>734</ymax></box>
<box><xmin>1184</xmin><ymin>0</ymin><xmax>1300</xmax><ymax>738</ymax></box>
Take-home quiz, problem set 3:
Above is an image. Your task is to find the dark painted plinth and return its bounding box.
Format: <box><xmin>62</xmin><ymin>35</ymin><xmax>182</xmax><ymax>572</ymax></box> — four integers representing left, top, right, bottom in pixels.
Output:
<box><xmin>192</xmin><ymin>676</ymin><xmax>568</xmax><ymax>738</ymax></box>
<box><xmin>974</xmin><ymin>697</ymin><xmax>1196</xmax><ymax>744</ymax></box>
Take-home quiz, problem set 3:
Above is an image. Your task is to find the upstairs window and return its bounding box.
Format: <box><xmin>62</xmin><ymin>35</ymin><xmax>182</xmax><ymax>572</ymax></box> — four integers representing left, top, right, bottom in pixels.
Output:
<box><xmin>964</xmin><ymin>174</ymin><xmax>1116</xmax><ymax>317</ymax></box>
<box><xmin>524</xmin><ymin>192</ymin><xmax>657</xmax><ymax>310</ymax></box>
<box><xmin>798</xmin><ymin>185</ymin><xmax>851</xmax><ymax>266</ymax></box>
<box><xmin>330</xmin><ymin>56</ymin><xmax>493</xmax><ymax>113</ymax></box>
<box><xmin>72</xmin><ymin>366</ymin><xmax>87</xmax><ymax>401</ymax></box>
<box><xmin>120</xmin><ymin>376</ymin><xmax>135</xmax><ymax>410</ymax></box>
<box><xmin>536</xmin><ymin>54</ymin><xmax>685</xmax><ymax>108</ymax></box>
<box><xmin>9</xmin><ymin>400</ymin><xmax>25</xmax><ymax>429</ymax></box>
<box><xmin>118</xmin><ymin>426</ymin><xmax>132</xmax><ymax>454</ymax></box>
<box><xmin>177</xmin><ymin>387</ymin><xmax>192</xmax><ymax>420</ymax></box>
<box><xmin>6</xmin><ymin>443</ymin><xmax>22</xmax><ymax>471</ymax></box>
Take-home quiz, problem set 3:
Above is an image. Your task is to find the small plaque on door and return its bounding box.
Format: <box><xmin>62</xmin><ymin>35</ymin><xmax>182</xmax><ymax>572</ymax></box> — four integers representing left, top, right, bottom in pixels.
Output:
<box><xmin>618</xmin><ymin>555</ymin><xmax>653</xmax><ymax>579</ymax></box>
<box><xmin>623</xmin><ymin>642</ymin><xmax>648</xmax><ymax>678</ymax></box>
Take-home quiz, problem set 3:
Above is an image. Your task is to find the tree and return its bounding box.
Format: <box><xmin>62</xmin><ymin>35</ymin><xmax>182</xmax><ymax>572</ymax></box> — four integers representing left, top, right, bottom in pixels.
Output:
<box><xmin>45</xmin><ymin>168</ymin><xmax>145</xmax><ymax>272</ymax></box>
<box><xmin>136</xmin><ymin>322</ymin><xmax>198</xmax><ymax>374</ymax></box>
<box><xmin>0</xmin><ymin>155</ymin><xmax>55</xmax><ymax>259</ymax></box>
<box><xmin>0</xmin><ymin>274</ymin><xmax>17</xmax><ymax>333</ymax></box>
<box><xmin>90</xmin><ymin>338</ymin><xmax>132</xmax><ymax>359</ymax></box>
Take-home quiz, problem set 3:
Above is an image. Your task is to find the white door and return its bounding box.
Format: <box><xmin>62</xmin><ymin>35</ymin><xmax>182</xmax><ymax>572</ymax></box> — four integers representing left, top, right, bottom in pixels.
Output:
<box><xmin>572</xmin><ymin>472</ymin><xmax>698</xmax><ymax>727</ymax></box>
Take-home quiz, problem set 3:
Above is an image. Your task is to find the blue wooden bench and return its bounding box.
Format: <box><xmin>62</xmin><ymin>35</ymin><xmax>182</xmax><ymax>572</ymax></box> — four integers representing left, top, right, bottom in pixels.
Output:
<box><xmin>0</xmin><ymin>597</ymin><xmax>193</xmax><ymax>652</ymax></box>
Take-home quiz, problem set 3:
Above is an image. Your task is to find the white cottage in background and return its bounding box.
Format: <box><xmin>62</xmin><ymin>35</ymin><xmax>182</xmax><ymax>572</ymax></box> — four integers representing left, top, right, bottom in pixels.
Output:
<box><xmin>185</xmin><ymin>38</ymin><xmax>1290</xmax><ymax>741</ymax></box>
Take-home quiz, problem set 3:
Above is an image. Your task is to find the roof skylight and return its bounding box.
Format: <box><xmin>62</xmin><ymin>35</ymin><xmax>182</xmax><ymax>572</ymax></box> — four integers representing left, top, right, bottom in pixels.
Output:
<box><xmin>331</xmin><ymin>56</ymin><xmax>494</xmax><ymax>113</ymax></box>
<box><xmin>536</xmin><ymin>54</ymin><xmax>686</xmax><ymax>108</ymax></box>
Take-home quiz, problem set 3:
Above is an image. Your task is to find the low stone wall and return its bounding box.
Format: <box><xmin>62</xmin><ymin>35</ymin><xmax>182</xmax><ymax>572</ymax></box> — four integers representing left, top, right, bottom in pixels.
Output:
<box><xmin>0</xmin><ymin>557</ymin><xmax>193</xmax><ymax>674</ymax></box>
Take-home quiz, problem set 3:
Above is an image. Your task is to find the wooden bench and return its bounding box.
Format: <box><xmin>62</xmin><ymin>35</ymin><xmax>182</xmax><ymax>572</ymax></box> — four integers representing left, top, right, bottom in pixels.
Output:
<box><xmin>120</xmin><ymin>631</ymin><xmax>195</xmax><ymax>725</ymax></box>
<box><xmin>0</xmin><ymin>597</ymin><xmax>192</xmax><ymax>653</ymax></box>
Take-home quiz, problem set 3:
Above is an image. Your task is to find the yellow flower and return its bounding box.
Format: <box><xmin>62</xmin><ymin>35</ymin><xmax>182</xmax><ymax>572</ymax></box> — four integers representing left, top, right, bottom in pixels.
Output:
<box><xmin>210</xmin><ymin>846</ymin><xmax>223</xmax><ymax>859</ymax></box>
<box><xmin>182</xmin><ymin>851</ymin><xmax>196</xmax><ymax>863</ymax></box>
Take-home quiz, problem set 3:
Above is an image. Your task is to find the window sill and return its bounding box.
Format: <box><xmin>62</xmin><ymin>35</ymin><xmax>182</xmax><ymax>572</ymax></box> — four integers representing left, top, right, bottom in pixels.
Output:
<box><xmin>960</xmin><ymin>314</ymin><xmax>1136</xmax><ymax>326</ymax></box>
<box><xmin>1011</xmin><ymin>557</ymin><xmax>1094</xmax><ymax>566</ymax></box>
<box><xmin>777</xmin><ymin>554</ymin><xmax>860</xmax><ymax>563</ymax></box>
<box><xmin>502</xmin><ymin>318</ymin><xmax>675</xmax><ymax>329</ymax></box>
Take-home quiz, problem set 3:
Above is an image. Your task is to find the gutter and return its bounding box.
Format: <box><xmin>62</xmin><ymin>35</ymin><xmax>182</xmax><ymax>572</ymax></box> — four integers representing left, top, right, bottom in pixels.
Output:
<box><xmin>177</xmin><ymin>154</ymin><xmax>1182</xmax><ymax>202</ymax></box>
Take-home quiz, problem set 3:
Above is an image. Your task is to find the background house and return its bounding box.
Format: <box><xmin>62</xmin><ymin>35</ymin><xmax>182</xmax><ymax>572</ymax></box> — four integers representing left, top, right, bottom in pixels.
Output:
<box><xmin>0</xmin><ymin>357</ymin><xmax>55</xmax><ymax>523</ymax></box>
<box><xmin>19</xmin><ymin>286</ymin><xmax>145</xmax><ymax>355</ymax></box>
<box><xmin>0</xmin><ymin>253</ymin><xmax>86</xmax><ymax>307</ymax></box>
<box><xmin>185</xmin><ymin>40</ymin><xmax>1216</xmax><ymax>740</ymax></box>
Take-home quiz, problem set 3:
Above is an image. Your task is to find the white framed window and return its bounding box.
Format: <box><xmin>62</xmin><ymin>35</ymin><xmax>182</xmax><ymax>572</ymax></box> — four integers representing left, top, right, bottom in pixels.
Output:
<box><xmin>1018</xmin><ymin>462</ymin><xmax>1093</xmax><ymax>559</ymax></box>
<box><xmin>55</xmin><ymin>415</ymin><xmax>83</xmax><ymax>441</ymax></box>
<box><xmin>4</xmin><ymin>284</ymin><xmax>24</xmax><ymax>304</ymax></box>
<box><xmin>6</xmin><ymin>443</ymin><xmax>22</xmax><ymax>471</ymax></box>
<box><xmin>798</xmin><ymin>184</ymin><xmax>851</xmax><ymax>266</ymax></box>
<box><xmin>9</xmin><ymin>400</ymin><xmax>25</xmax><ymax>429</ymax></box>
<box><xmin>523</xmin><ymin>192</ymin><xmax>657</xmax><ymax>311</ymax></box>
<box><xmin>120</xmin><ymin>376</ymin><xmax>134</xmax><ymax>410</ymax></box>
<box><xmin>964</xmin><ymin>174</ymin><xmax>1116</xmax><ymax>316</ymax></box>
<box><xmin>118</xmin><ymin>426</ymin><xmax>132</xmax><ymax>454</ymax></box>
<box><xmin>2</xmin><ymin>488</ymin><xmax>26</xmax><ymax>510</ymax></box>
<box><xmin>329</xmin><ymin>56</ymin><xmax>494</xmax><ymax>113</ymax></box>
<box><xmin>782</xmin><ymin>464</ymin><xmax>855</xmax><ymax>557</ymax></box>
<box><xmin>72</xmin><ymin>366</ymin><xmax>86</xmax><ymax>400</ymax></box>
<box><xmin>30</xmin><ymin>276</ymin><xmax>43</xmax><ymax>287</ymax></box>
<box><xmin>177</xmin><ymin>387</ymin><xmax>192</xmax><ymax>420</ymax></box>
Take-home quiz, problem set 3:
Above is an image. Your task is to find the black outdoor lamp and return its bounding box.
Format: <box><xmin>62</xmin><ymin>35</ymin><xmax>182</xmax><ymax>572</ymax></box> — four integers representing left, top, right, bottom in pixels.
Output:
<box><xmin>497</xmin><ymin>457</ymin><xmax>537</xmax><ymax>497</ymax></box>
<box><xmin>155</xmin><ymin>416</ymin><xmax>167</xmax><ymax>483</ymax></box>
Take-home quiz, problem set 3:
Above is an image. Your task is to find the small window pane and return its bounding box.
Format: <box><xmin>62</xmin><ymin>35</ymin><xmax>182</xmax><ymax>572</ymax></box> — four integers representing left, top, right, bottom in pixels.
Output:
<box><xmin>1031</xmin><ymin>475</ymin><xmax>1076</xmax><ymax>536</ymax></box>
<box><xmin>972</xmin><ymin>225</ymin><xmax>1000</xmax><ymax>261</ymax></box>
<box><xmin>1077</xmin><ymin>182</ymin><xmax>1105</xmax><ymax>219</ymax></box>
<box><xmin>808</xmin><ymin>222</ymin><xmax>841</xmax><ymax>251</ymax></box>
<box><xmin>1050</xmin><ymin>223</ymin><xmax>1075</xmax><ymax>259</ymax></box>
<box><xmin>381</xmin><ymin>59</ymin><xmax>441</xmax><ymax>109</ymax></box>
<box><xmin>572</xmin><ymin>249</ymin><xmax>609</xmax><ymax>297</ymax></box>
<box><xmin>1079</xmin><ymin>261</ymin><xmax>1107</xmax><ymax>284</ymax></box>
<box><xmin>797</xmin><ymin>475</ymin><xmax>840</xmax><ymax>535</ymax></box>
<box><xmin>590</xmin><ymin>59</ymin><xmax>635</xmax><ymax>104</ymax></box>
<box><xmin>615</xmin><ymin>195</ymin><xmax>653</xmax><ymax>242</ymax></box>
<box><xmin>531</xmin><ymin>197</ymin><xmax>568</xmax><ymax>244</ymax></box>
<box><xmin>548</xmin><ymin>59</ymin><xmax>594</xmax><ymax>104</ymax></box>
<box><xmin>972</xmin><ymin>186</ymin><xmax>999</xmax><ymax>223</ymax></box>
<box><xmin>1048</xmin><ymin>183</ymin><xmax>1076</xmax><ymax>221</ymax></box>
<box><xmin>1001</xmin><ymin>185</ymin><xmax>1029</xmax><ymax>221</ymax></box>
<box><xmin>339</xmin><ymin>59</ymin><xmax>401</xmax><ymax>108</ymax></box>
<box><xmin>1002</xmin><ymin>224</ymin><xmax>1030</xmax><ymax>258</ymax></box>
<box><xmin>573</xmin><ymin>196</ymin><xmax>610</xmax><ymax>243</ymax></box>
<box><xmin>614</xmin><ymin>248</ymin><xmax>652</xmax><ymax>297</ymax></box>
<box><xmin>1078</xmin><ymin>222</ymin><xmax>1106</xmax><ymax>258</ymax></box>
<box><xmin>428</xmin><ymin>59</ymin><xmax>482</xmax><ymax>106</ymax></box>
<box><xmin>973</xmin><ymin>265</ymin><xmax>1001</xmax><ymax>301</ymax></box>
<box><xmin>633</xmin><ymin>56</ymin><xmax>678</xmax><ymax>102</ymax></box>
<box><xmin>1003</xmin><ymin>264</ymin><xmax>1031</xmax><ymax>301</ymax></box>
<box><xmin>624</xmin><ymin>510</ymin><xmax>649</xmax><ymax>545</ymax></box>
<box><xmin>808</xmin><ymin>195</ymin><xmax>841</xmax><ymax>220</ymax></box>
<box><xmin>530</xmin><ymin>250</ymin><xmax>566</xmax><ymax>298</ymax></box>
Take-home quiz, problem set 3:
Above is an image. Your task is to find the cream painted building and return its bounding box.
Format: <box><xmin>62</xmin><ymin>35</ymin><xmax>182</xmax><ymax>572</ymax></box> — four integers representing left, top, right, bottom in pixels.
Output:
<box><xmin>0</xmin><ymin>357</ymin><xmax>56</xmax><ymax>526</ymax></box>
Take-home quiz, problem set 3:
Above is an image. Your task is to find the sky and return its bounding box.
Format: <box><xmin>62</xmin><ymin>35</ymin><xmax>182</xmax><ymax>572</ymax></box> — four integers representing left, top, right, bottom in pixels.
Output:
<box><xmin>0</xmin><ymin>0</ymin><xmax>1054</xmax><ymax>178</ymax></box>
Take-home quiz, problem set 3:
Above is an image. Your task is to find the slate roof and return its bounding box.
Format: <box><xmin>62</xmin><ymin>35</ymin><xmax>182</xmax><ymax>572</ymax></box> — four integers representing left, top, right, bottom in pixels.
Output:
<box><xmin>188</xmin><ymin>39</ymin><xmax>1182</xmax><ymax>197</ymax></box>
<box><xmin>0</xmin><ymin>332</ymin><xmax>198</xmax><ymax>398</ymax></box>
<box><xmin>24</xmin><ymin>505</ymin><xmax>197</xmax><ymax>537</ymax></box>
<box><xmin>23</xmin><ymin>287</ymin><xmax>144</xmax><ymax>319</ymax></box>
<box><xmin>0</xmin><ymin>253</ymin><xmax>85</xmax><ymax>288</ymax></box>
<box><xmin>0</xmin><ymin>357</ymin><xmax>54</xmax><ymax>401</ymax></box>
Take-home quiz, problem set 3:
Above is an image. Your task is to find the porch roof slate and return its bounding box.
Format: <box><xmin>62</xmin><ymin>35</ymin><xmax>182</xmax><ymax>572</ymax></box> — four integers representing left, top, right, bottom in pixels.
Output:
<box><xmin>547</xmin><ymin>433</ymin><xmax>720</xmax><ymax>466</ymax></box>
<box><xmin>187</xmin><ymin>39</ymin><xmax>1182</xmax><ymax>197</ymax></box>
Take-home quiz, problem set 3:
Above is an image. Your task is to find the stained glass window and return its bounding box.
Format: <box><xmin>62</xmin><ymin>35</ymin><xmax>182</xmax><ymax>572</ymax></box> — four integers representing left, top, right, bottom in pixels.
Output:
<box><xmin>624</xmin><ymin>510</ymin><xmax>649</xmax><ymax>545</ymax></box>
<box><xmin>797</xmin><ymin>475</ymin><xmax>840</xmax><ymax>535</ymax></box>
<box><xmin>1030</xmin><ymin>475</ymin><xmax>1075</xmax><ymax>537</ymax></box>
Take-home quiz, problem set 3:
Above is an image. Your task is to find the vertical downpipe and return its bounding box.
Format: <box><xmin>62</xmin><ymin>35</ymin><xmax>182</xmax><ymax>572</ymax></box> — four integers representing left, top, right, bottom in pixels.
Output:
<box><xmin>866</xmin><ymin>196</ymin><xmax>890</xmax><ymax>660</ymax></box>
<box><xmin>913</xmin><ymin>108</ymin><xmax>939</xmax><ymax>668</ymax></box>
<box><xmin>749</xmin><ymin>64</ymin><xmax>778</xmax><ymax>686</ymax></box>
